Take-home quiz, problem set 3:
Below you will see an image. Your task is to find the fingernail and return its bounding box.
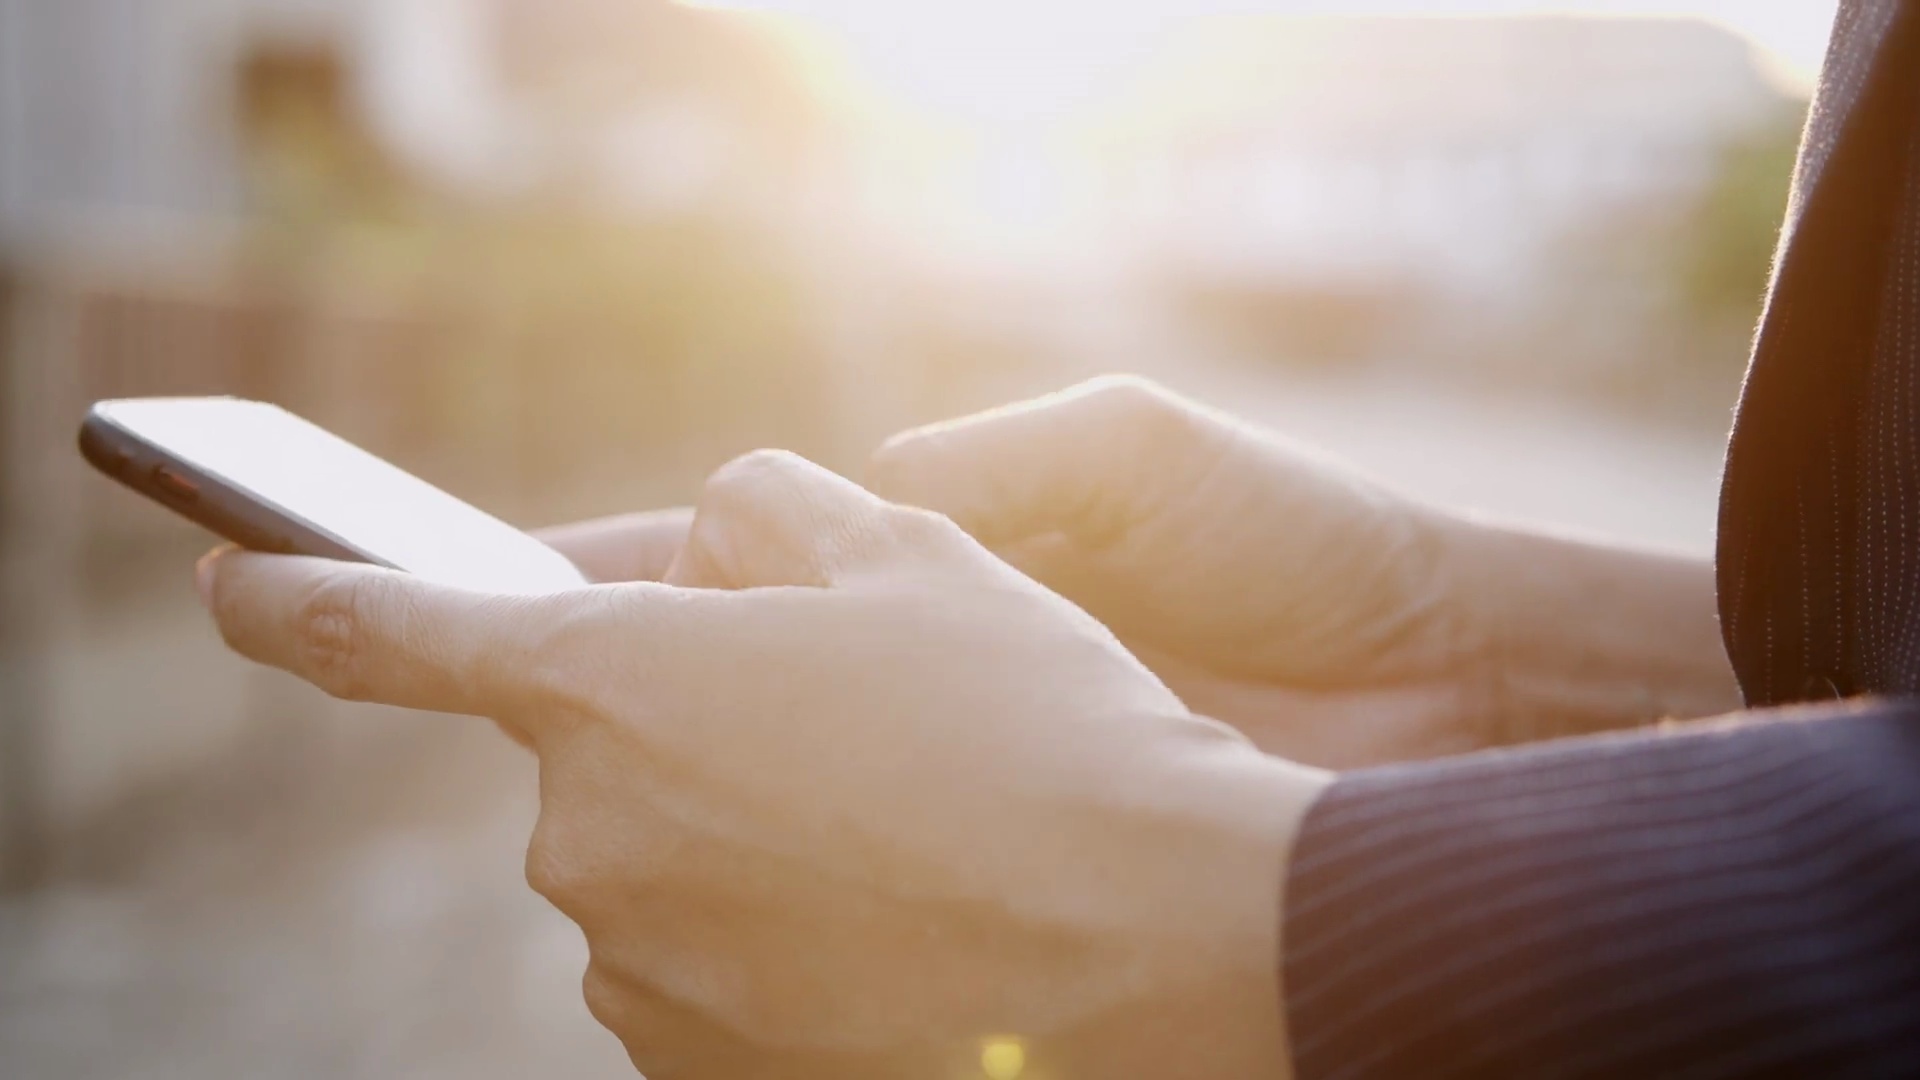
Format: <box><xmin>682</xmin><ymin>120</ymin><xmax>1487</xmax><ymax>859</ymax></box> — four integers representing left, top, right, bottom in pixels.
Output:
<box><xmin>195</xmin><ymin>550</ymin><xmax>221</xmax><ymax>609</ymax></box>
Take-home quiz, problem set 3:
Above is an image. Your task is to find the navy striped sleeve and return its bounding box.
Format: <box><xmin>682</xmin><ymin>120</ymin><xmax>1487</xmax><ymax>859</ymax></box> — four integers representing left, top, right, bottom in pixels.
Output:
<box><xmin>1281</xmin><ymin>702</ymin><xmax>1920</xmax><ymax>1079</ymax></box>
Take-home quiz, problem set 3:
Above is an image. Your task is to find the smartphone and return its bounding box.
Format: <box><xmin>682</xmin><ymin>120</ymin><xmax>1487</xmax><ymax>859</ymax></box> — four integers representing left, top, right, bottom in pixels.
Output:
<box><xmin>80</xmin><ymin>397</ymin><xmax>588</xmax><ymax>594</ymax></box>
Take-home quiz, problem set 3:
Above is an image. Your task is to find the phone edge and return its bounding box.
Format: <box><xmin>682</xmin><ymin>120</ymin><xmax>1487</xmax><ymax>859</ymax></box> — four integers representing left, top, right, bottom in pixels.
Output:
<box><xmin>78</xmin><ymin>403</ymin><xmax>393</xmax><ymax>569</ymax></box>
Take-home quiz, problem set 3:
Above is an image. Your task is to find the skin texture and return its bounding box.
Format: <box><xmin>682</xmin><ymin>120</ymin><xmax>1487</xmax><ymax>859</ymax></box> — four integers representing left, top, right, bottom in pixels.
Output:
<box><xmin>869</xmin><ymin>377</ymin><xmax>1485</xmax><ymax>766</ymax></box>
<box><xmin>197</xmin><ymin>375</ymin><xmax>1740</xmax><ymax>1073</ymax></box>
<box><xmin>539</xmin><ymin>378</ymin><xmax>1738</xmax><ymax>769</ymax></box>
<box><xmin>867</xmin><ymin>377</ymin><xmax>1742</xmax><ymax>764</ymax></box>
<box><xmin>199</xmin><ymin>447</ymin><xmax>1330</xmax><ymax>1079</ymax></box>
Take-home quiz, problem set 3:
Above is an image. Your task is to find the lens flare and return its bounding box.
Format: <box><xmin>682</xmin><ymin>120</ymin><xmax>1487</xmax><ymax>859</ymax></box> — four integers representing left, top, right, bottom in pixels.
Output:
<box><xmin>980</xmin><ymin>1036</ymin><xmax>1027</xmax><ymax>1080</ymax></box>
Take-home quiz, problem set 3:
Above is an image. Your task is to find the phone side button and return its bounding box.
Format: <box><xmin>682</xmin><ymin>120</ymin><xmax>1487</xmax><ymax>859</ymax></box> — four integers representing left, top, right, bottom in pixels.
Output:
<box><xmin>151</xmin><ymin>465</ymin><xmax>199</xmax><ymax>502</ymax></box>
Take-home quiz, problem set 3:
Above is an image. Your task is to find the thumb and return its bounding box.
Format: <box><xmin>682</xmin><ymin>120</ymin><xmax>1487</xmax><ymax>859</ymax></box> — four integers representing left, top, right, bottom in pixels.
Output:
<box><xmin>202</xmin><ymin>549</ymin><xmax>572</xmax><ymax>731</ymax></box>
<box><xmin>669</xmin><ymin>449</ymin><xmax>903</xmax><ymax>589</ymax></box>
<box><xmin>865</xmin><ymin>376</ymin><xmax>1222</xmax><ymax>548</ymax></box>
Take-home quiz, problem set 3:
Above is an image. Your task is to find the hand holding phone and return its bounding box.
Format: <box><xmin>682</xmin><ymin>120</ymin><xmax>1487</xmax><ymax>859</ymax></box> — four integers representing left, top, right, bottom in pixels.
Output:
<box><xmin>81</xmin><ymin>397</ymin><xmax>588</xmax><ymax>595</ymax></box>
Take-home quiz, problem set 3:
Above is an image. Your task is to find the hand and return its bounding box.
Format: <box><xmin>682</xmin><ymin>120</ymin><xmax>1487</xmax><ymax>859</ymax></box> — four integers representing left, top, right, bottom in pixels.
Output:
<box><xmin>866</xmin><ymin>376</ymin><xmax>1489</xmax><ymax>767</ymax></box>
<box><xmin>199</xmin><ymin>450</ymin><xmax>1330</xmax><ymax>1079</ymax></box>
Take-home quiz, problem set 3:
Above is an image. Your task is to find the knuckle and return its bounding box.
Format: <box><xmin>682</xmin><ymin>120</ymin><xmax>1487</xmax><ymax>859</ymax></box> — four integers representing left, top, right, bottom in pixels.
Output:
<box><xmin>1087</xmin><ymin>374</ymin><xmax>1200</xmax><ymax>453</ymax></box>
<box><xmin>705</xmin><ymin>448</ymin><xmax>806</xmax><ymax>508</ymax></box>
<box><xmin>294</xmin><ymin>578</ymin><xmax>378</xmax><ymax>700</ymax></box>
<box><xmin>884</xmin><ymin>504</ymin><xmax>965</xmax><ymax>552</ymax></box>
<box><xmin>526</xmin><ymin>783</ymin><xmax>681</xmax><ymax>921</ymax></box>
<box><xmin>581</xmin><ymin>959</ymin><xmax>628</xmax><ymax>1031</ymax></box>
<box><xmin>523</xmin><ymin>829</ymin><xmax>583</xmax><ymax>907</ymax></box>
<box><xmin>1084</xmin><ymin>373</ymin><xmax>1172</xmax><ymax>418</ymax></box>
<box><xmin>596</xmin><ymin>987</ymin><xmax>701</xmax><ymax>1080</ymax></box>
<box><xmin>699</xmin><ymin>449</ymin><xmax>876</xmax><ymax>587</ymax></box>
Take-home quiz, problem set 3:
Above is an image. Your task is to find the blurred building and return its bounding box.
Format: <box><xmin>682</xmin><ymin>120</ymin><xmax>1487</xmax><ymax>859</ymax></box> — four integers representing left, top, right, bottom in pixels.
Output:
<box><xmin>0</xmin><ymin>0</ymin><xmax>719</xmax><ymax>227</ymax></box>
<box><xmin>1101</xmin><ymin>16</ymin><xmax>1801</xmax><ymax>361</ymax></box>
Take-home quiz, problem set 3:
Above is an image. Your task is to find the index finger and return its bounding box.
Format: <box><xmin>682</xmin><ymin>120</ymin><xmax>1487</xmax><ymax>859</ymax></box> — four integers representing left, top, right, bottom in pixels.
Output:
<box><xmin>536</xmin><ymin>507</ymin><xmax>692</xmax><ymax>583</ymax></box>
<box><xmin>202</xmin><ymin>549</ymin><xmax>568</xmax><ymax>730</ymax></box>
<box><xmin>864</xmin><ymin>376</ymin><xmax>1223</xmax><ymax>548</ymax></box>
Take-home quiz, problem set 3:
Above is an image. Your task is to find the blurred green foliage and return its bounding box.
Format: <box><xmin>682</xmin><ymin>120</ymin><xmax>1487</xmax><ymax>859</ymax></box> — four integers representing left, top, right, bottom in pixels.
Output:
<box><xmin>1499</xmin><ymin>102</ymin><xmax>1809</xmax><ymax>426</ymax></box>
<box><xmin>1675</xmin><ymin>106</ymin><xmax>1807</xmax><ymax>331</ymax></box>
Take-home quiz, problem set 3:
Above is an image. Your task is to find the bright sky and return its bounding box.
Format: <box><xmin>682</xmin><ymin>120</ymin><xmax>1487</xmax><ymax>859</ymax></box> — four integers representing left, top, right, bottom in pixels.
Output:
<box><xmin>1343</xmin><ymin>1</ymin><xmax>1838</xmax><ymax>80</ymax></box>
<box><xmin>687</xmin><ymin>1</ymin><xmax>1840</xmax><ymax>147</ymax></box>
<box><xmin>679</xmin><ymin>1</ymin><xmax>1841</xmax><ymax>259</ymax></box>
<box><xmin>688</xmin><ymin>1</ymin><xmax>1840</xmax><ymax>83</ymax></box>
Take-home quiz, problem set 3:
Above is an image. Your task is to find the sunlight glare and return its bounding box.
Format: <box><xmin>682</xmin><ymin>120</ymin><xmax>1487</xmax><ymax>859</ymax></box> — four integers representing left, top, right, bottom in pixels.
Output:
<box><xmin>980</xmin><ymin>1036</ymin><xmax>1027</xmax><ymax>1080</ymax></box>
<box><xmin>677</xmin><ymin>1</ymin><xmax>1175</xmax><ymax>259</ymax></box>
<box><xmin>673</xmin><ymin>1</ymin><xmax>1835</xmax><ymax>263</ymax></box>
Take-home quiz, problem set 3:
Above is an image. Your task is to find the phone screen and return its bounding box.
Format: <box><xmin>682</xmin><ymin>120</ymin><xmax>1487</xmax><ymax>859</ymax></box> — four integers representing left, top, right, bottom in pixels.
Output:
<box><xmin>94</xmin><ymin>398</ymin><xmax>587</xmax><ymax>595</ymax></box>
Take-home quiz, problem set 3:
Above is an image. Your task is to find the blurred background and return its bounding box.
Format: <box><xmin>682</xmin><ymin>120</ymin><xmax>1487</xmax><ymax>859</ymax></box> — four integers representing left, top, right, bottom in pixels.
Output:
<box><xmin>0</xmin><ymin>1</ymin><xmax>1832</xmax><ymax>1076</ymax></box>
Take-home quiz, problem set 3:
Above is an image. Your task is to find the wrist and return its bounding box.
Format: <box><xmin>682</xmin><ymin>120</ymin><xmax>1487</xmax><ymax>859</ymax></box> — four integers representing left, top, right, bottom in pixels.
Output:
<box><xmin>1439</xmin><ymin>514</ymin><xmax>1742</xmax><ymax>745</ymax></box>
<box><xmin>1061</xmin><ymin>733</ymin><xmax>1332</xmax><ymax>1078</ymax></box>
